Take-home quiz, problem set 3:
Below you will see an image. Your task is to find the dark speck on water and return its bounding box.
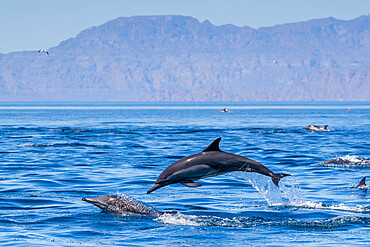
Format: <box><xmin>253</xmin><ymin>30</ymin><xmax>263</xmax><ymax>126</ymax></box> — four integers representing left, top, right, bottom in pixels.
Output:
<box><xmin>0</xmin><ymin>101</ymin><xmax>369</xmax><ymax>246</ymax></box>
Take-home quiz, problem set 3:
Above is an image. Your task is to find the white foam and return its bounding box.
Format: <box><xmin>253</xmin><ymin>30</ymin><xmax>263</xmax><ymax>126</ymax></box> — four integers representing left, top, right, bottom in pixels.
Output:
<box><xmin>155</xmin><ymin>213</ymin><xmax>252</xmax><ymax>227</ymax></box>
<box><xmin>340</xmin><ymin>155</ymin><xmax>366</xmax><ymax>163</ymax></box>
<box><xmin>155</xmin><ymin>213</ymin><xmax>202</xmax><ymax>226</ymax></box>
<box><xmin>19</xmin><ymin>143</ymin><xmax>51</xmax><ymax>147</ymax></box>
<box><xmin>354</xmin><ymin>185</ymin><xmax>369</xmax><ymax>190</ymax></box>
<box><xmin>289</xmin><ymin>201</ymin><xmax>369</xmax><ymax>213</ymax></box>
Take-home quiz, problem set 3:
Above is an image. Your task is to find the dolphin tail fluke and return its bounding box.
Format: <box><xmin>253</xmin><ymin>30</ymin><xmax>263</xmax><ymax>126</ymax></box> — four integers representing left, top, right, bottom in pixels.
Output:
<box><xmin>147</xmin><ymin>184</ymin><xmax>162</xmax><ymax>194</ymax></box>
<box><xmin>272</xmin><ymin>173</ymin><xmax>291</xmax><ymax>187</ymax></box>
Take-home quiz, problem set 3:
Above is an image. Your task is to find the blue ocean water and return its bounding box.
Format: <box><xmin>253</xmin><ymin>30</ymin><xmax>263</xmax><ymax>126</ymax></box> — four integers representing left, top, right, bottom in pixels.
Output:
<box><xmin>0</xmin><ymin>102</ymin><xmax>369</xmax><ymax>246</ymax></box>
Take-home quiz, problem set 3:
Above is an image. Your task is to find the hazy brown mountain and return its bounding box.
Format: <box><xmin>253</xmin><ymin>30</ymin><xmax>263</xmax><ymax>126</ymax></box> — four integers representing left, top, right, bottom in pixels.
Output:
<box><xmin>0</xmin><ymin>15</ymin><xmax>369</xmax><ymax>101</ymax></box>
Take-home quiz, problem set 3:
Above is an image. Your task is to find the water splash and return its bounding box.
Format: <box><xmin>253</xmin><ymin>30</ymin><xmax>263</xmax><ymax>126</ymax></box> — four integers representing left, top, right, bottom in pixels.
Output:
<box><xmin>232</xmin><ymin>172</ymin><xmax>369</xmax><ymax>214</ymax></box>
<box><xmin>232</xmin><ymin>172</ymin><xmax>304</xmax><ymax>206</ymax></box>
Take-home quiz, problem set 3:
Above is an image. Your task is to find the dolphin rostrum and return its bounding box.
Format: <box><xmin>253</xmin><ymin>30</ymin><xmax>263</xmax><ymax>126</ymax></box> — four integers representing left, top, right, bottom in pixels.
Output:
<box><xmin>147</xmin><ymin>137</ymin><xmax>290</xmax><ymax>194</ymax></box>
<box><xmin>83</xmin><ymin>194</ymin><xmax>176</xmax><ymax>216</ymax></box>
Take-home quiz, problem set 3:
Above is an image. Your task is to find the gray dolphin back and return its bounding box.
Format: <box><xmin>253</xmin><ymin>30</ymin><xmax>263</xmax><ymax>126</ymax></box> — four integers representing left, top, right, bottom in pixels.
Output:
<box><xmin>82</xmin><ymin>194</ymin><xmax>160</xmax><ymax>216</ymax></box>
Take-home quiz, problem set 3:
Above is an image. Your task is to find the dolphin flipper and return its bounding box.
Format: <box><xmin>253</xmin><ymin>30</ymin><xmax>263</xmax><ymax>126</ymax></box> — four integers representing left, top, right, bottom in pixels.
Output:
<box><xmin>180</xmin><ymin>180</ymin><xmax>202</xmax><ymax>187</ymax></box>
<box><xmin>272</xmin><ymin>173</ymin><xmax>291</xmax><ymax>187</ymax></box>
<box><xmin>355</xmin><ymin>177</ymin><xmax>366</xmax><ymax>188</ymax></box>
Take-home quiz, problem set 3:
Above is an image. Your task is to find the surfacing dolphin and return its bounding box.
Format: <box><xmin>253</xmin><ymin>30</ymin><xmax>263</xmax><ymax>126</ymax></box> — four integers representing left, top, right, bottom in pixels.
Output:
<box><xmin>147</xmin><ymin>137</ymin><xmax>291</xmax><ymax>194</ymax></box>
<box><xmin>325</xmin><ymin>156</ymin><xmax>370</xmax><ymax>164</ymax></box>
<box><xmin>83</xmin><ymin>194</ymin><xmax>176</xmax><ymax>216</ymax></box>
<box><xmin>303</xmin><ymin>125</ymin><xmax>329</xmax><ymax>132</ymax></box>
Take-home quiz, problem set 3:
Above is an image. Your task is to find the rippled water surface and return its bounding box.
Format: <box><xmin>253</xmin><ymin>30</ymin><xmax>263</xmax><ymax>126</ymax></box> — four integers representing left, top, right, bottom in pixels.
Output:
<box><xmin>0</xmin><ymin>102</ymin><xmax>369</xmax><ymax>246</ymax></box>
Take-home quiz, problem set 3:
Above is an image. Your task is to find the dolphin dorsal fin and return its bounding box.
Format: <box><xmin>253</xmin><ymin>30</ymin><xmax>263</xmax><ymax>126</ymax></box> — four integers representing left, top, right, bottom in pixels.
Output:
<box><xmin>202</xmin><ymin>137</ymin><xmax>222</xmax><ymax>152</ymax></box>
<box><xmin>356</xmin><ymin>177</ymin><xmax>366</xmax><ymax>188</ymax></box>
<box><xmin>323</xmin><ymin>125</ymin><xmax>328</xmax><ymax>129</ymax></box>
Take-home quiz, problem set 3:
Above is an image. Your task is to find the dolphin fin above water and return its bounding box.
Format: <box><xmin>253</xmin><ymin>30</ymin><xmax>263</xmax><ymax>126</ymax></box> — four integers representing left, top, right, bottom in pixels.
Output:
<box><xmin>355</xmin><ymin>177</ymin><xmax>366</xmax><ymax>188</ymax></box>
<box><xmin>202</xmin><ymin>137</ymin><xmax>222</xmax><ymax>152</ymax></box>
<box><xmin>147</xmin><ymin>137</ymin><xmax>291</xmax><ymax>194</ymax></box>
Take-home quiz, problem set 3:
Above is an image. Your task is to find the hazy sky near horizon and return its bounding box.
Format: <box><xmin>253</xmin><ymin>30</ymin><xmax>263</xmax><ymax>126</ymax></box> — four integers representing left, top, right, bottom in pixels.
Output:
<box><xmin>1</xmin><ymin>0</ymin><xmax>369</xmax><ymax>53</ymax></box>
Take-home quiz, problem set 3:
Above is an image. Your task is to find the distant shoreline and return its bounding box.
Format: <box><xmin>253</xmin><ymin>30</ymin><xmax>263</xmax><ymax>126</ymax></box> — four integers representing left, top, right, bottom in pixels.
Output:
<box><xmin>0</xmin><ymin>101</ymin><xmax>368</xmax><ymax>110</ymax></box>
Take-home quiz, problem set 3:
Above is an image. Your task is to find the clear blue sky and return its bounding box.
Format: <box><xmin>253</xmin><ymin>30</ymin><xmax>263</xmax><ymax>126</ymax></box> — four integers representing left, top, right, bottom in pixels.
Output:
<box><xmin>1</xmin><ymin>0</ymin><xmax>369</xmax><ymax>53</ymax></box>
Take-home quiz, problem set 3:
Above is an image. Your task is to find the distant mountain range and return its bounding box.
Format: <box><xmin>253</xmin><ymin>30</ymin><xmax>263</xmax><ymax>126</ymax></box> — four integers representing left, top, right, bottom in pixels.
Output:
<box><xmin>0</xmin><ymin>15</ymin><xmax>369</xmax><ymax>101</ymax></box>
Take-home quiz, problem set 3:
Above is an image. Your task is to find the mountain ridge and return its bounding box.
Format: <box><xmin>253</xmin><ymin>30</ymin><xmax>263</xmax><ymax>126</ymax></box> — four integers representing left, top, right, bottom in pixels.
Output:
<box><xmin>0</xmin><ymin>15</ymin><xmax>369</xmax><ymax>101</ymax></box>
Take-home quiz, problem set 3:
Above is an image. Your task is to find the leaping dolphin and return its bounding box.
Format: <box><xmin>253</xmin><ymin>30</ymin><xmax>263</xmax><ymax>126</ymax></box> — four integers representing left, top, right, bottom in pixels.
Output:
<box><xmin>82</xmin><ymin>194</ymin><xmax>176</xmax><ymax>216</ymax></box>
<box><xmin>147</xmin><ymin>137</ymin><xmax>290</xmax><ymax>194</ymax></box>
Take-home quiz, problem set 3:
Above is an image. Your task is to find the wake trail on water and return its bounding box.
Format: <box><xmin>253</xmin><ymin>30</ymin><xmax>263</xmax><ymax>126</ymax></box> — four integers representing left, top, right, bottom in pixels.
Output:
<box><xmin>156</xmin><ymin>213</ymin><xmax>370</xmax><ymax>228</ymax></box>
